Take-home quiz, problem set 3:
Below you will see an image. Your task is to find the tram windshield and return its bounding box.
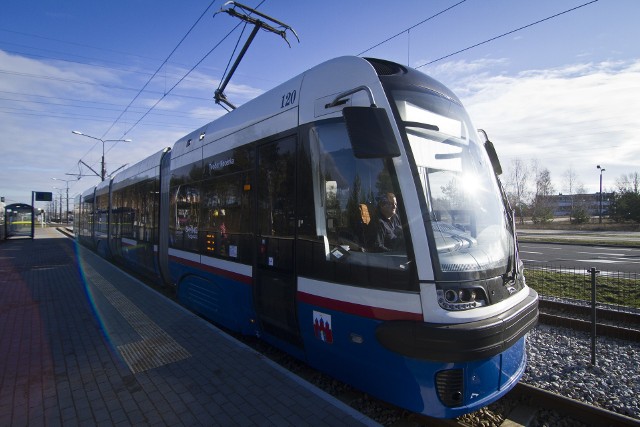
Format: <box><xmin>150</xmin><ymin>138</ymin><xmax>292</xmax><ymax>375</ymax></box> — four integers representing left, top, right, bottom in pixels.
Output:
<box><xmin>391</xmin><ymin>89</ymin><xmax>512</xmax><ymax>277</ymax></box>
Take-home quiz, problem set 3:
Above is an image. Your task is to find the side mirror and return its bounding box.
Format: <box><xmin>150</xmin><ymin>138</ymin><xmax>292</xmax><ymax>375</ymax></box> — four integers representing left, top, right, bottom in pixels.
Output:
<box><xmin>478</xmin><ymin>129</ymin><xmax>502</xmax><ymax>176</ymax></box>
<box><xmin>343</xmin><ymin>107</ymin><xmax>400</xmax><ymax>159</ymax></box>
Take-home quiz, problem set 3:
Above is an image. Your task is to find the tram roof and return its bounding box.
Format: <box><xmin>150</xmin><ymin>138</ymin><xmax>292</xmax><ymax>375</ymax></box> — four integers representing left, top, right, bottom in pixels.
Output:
<box><xmin>170</xmin><ymin>56</ymin><xmax>383</xmax><ymax>160</ymax></box>
<box><xmin>112</xmin><ymin>147</ymin><xmax>170</xmax><ymax>187</ymax></box>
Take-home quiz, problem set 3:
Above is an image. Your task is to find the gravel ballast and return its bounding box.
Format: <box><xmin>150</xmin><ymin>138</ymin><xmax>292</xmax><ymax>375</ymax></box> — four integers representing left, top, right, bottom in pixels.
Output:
<box><xmin>522</xmin><ymin>324</ymin><xmax>640</xmax><ymax>419</ymax></box>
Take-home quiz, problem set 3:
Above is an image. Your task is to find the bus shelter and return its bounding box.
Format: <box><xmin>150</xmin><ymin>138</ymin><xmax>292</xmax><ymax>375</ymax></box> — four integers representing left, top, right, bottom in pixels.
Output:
<box><xmin>5</xmin><ymin>203</ymin><xmax>34</xmax><ymax>239</ymax></box>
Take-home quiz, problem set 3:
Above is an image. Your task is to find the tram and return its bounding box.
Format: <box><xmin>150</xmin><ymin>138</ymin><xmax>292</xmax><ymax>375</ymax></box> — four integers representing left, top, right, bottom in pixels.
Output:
<box><xmin>75</xmin><ymin>56</ymin><xmax>538</xmax><ymax>418</ymax></box>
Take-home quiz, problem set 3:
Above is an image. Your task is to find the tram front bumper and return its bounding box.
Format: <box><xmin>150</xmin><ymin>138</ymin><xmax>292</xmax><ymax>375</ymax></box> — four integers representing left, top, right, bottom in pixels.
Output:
<box><xmin>375</xmin><ymin>287</ymin><xmax>538</xmax><ymax>363</ymax></box>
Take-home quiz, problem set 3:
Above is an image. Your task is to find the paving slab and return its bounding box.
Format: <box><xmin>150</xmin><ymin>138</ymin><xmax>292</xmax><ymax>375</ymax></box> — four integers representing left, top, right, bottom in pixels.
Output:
<box><xmin>0</xmin><ymin>227</ymin><xmax>379</xmax><ymax>426</ymax></box>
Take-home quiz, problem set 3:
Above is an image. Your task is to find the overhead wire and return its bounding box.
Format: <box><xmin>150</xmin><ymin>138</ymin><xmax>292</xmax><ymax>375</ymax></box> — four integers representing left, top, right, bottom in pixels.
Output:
<box><xmin>0</xmin><ymin>45</ymin><xmax>221</xmax><ymax>87</ymax></box>
<box><xmin>0</xmin><ymin>35</ymin><xmax>279</xmax><ymax>87</ymax></box>
<box><xmin>416</xmin><ymin>0</ymin><xmax>599</xmax><ymax>68</ymax></box>
<box><xmin>93</xmin><ymin>0</ymin><xmax>269</xmax><ymax>178</ymax></box>
<box><xmin>357</xmin><ymin>0</ymin><xmax>468</xmax><ymax>57</ymax></box>
<box><xmin>6</xmin><ymin>0</ymin><xmax>602</xmax><ymax>180</ymax></box>
<box><xmin>0</xmin><ymin>93</ymin><xmax>217</xmax><ymax>119</ymax></box>
<box><xmin>1</xmin><ymin>0</ymin><xmax>277</xmax><ymax>160</ymax></box>
<box><xmin>0</xmin><ymin>104</ymin><xmax>215</xmax><ymax>124</ymax></box>
<box><xmin>119</xmin><ymin>19</ymin><xmax>244</xmax><ymax>137</ymax></box>
<box><xmin>121</xmin><ymin>0</ymin><xmax>267</xmax><ymax>135</ymax></box>
<box><xmin>1</xmin><ymin>0</ymin><xmax>270</xmax><ymax>162</ymax></box>
<box><xmin>0</xmin><ymin>69</ymin><xmax>215</xmax><ymax>102</ymax></box>
<box><xmin>61</xmin><ymin>0</ymin><xmax>219</xmax><ymax>178</ymax></box>
<box><xmin>100</xmin><ymin>0</ymin><xmax>218</xmax><ymax>140</ymax></box>
<box><xmin>93</xmin><ymin>1</ymin><xmax>268</xmax><ymax>177</ymax></box>
<box><xmin>0</xmin><ymin>27</ymin><xmax>162</xmax><ymax>63</ymax></box>
<box><xmin>355</xmin><ymin>0</ymin><xmax>599</xmax><ymax>69</ymax></box>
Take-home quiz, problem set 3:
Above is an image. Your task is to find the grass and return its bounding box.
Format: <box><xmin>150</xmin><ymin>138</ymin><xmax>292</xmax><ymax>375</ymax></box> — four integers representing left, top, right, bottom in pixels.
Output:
<box><xmin>518</xmin><ymin>218</ymin><xmax>640</xmax><ymax>232</ymax></box>
<box><xmin>525</xmin><ymin>267</ymin><xmax>640</xmax><ymax>310</ymax></box>
<box><xmin>518</xmin><ymin>236</ymin><xmax>640</xmax><ymax>247</ymax></box>
<box><xmin>517</xmin><ymin>218</ymin><xmax>640</xmax><ymax>247</ymax></box>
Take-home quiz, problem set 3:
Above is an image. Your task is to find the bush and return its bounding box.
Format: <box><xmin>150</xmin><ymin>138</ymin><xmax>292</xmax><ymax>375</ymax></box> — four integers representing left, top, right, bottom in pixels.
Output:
<box><xmin>570</xmin><ymin>206</ymin><xmax>590</xmax><ymax>224</ymax></box>
<box><xmin>531</xmin><ymin>210</ymin><xmax>554</xmax><ymax>224</ymax></box>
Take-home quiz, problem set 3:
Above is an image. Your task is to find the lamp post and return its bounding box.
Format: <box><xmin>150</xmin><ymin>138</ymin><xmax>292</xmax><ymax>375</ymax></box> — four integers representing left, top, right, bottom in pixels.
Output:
<box><xmin>597</xmin><ymin>165</ymin><xmax>605</xmax><ymax>224</ymax></box>
<box><xmin>72</xmin><ymin>131</ymin><xmax>132</xmax><ymax>181</ymax></box>
<box><xmin>52</xmin><ymin>178</ymin><xmax>75</xmax><ymax>224</ymax></box>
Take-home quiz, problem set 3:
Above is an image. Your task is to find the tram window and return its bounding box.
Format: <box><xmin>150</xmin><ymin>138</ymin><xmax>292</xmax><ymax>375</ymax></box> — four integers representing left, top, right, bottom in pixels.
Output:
<box><xmin>95</xmin><ymin>194</ymin><xmax>109</xmax><ymax>236</ymax></box>
<box><xmin>137</xmin><ymin>178</ymin><xmax>158</xmax><ymax>243</ymax></box>
<box><xmin>199</xmin><ymin>146</ymin><xmax>254</xmax><ymax>263</ymax></box>
<box><xmin>170</xmin><ymin>182</ymin><xmax>201</xmax><ymax>253</ymax></box>
<box><xmin>297</xmin><ymin>121</ymin><xmax>415</xmax><ymax>291</ymax></box>
<box><xmin>256</xmin><ymin>138</ymin><xmax>297</xmax><ymax>270</ymax></box>
<box><xmin>78</xmin><ymin>196</ymin><xmax>93</xmax><ymax>240</ymax></box>
<box><xmin>112</xmin><ymin>177</ymin><xmax>159</xmax><ymax>243</ymax></box>
<box><xmin>200</xmin><ymin>172</ymin><xmax>252</xmax><ymax>263</ymax></box>
<box><xmin>113</xmin><ymin>187</ymin><xmax>135</xmax><ymax>239</ymax></box>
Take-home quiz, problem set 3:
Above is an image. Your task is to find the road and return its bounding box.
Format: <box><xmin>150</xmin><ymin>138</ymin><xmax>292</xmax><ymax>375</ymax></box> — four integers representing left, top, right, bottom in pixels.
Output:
<box><xmin>519</xmin><ymin>241</ymin><xmax>640</xmax><ymax>274</ymax></box>
<box><xmin>517</xmin><ymin>229</ymin><xmax>640</xmax><ymax>244</ymax></box>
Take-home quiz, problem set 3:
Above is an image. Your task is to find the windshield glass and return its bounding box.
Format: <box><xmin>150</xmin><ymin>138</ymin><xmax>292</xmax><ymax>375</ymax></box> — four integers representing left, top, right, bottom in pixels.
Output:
<box><xmin>392</xmin><ymin>89</ymin><xmax>512</xmax><ymax>276</ymax></box>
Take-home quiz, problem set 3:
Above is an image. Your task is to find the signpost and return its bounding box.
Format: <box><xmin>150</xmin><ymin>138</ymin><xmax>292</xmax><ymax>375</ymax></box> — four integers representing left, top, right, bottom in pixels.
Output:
<box><xmin>31</xmin><ymin>191</ymin><xmax>53</xmax><ymax>238</ymax></box>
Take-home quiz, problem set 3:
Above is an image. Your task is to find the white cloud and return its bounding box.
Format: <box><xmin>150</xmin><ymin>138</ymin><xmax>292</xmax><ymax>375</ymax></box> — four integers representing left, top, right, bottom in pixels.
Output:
<box><xmin>0</xmin><ymin>49</ymin><xmax>265</xmax><ymax>205</ymax></box>
<box><xmin>425</xmin><ymin>57</ymin><xmax>509</xmax><ymax>79</ymax></box>
<box><xmin>454</xmin><ymin>59</ymin><xmax>640</xmax><ymax>193</ymax></box>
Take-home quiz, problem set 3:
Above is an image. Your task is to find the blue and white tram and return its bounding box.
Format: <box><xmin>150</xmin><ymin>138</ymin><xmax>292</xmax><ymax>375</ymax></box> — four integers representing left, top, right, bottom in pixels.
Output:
<box><xmin>75</xmin><ymin>56</ymin><xmax>538</xmax><ymax>418</ymax></box>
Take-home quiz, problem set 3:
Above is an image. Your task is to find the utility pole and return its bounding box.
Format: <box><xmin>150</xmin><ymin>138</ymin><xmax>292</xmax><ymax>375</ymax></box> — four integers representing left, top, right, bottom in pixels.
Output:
<box><xmin>597</xmin><ymin>165</ymin><xmax>605</xmax><ymax>223</ymax></box>
<box><xmin>52</xmin><ymin>178</ymin><xmax>76</xmax><ymax>224</ymax></box>
<box><xmin>72</xmin><ymin>131</ymin><xmax>131</xmax><ymax>181</ymax></box>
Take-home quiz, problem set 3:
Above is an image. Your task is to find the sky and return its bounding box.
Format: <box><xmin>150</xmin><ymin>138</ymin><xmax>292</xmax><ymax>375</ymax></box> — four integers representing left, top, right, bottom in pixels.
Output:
<box><xmin>1</xmin><ymin>0</ymin><xmax>639</xmax><ymax>212</ymax></box>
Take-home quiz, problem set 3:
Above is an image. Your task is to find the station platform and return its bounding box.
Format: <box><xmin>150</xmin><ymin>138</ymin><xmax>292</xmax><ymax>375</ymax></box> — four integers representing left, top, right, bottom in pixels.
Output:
<box><xmin>0</xmin><ymin>227</ymin><xmax>378</xmax><ymax>426</ymax></box>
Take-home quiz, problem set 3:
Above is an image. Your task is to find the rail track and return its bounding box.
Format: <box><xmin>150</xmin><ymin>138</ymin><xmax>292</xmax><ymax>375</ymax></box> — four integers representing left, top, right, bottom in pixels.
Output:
<box><xmin>538</xmin><ymin>298</ymin><xmax>640</xmax><ymax>341</ymax></box>
<box><xmin>393</xmin><ymin>382</ymin><xmax>640</xmax><ymax>427</ymax></box>
<box><xmin>504</xmin><ymin>383</ymin><xmax>640</xmax><ymax>427</ymax></box>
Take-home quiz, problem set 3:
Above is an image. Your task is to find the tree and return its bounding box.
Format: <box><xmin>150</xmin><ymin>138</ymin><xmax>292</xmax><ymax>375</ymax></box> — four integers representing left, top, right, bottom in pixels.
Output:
<box><xmin>611</xmin><ymin>172</ymin><xmax>640</xmax><ymax>223</ymax></box>
<box><xmin>571</xmin><ymin>205</ymin><xmax>590</xmax><ymax>224</ymax></box>
<box><xmin>504</xmin><ymin>158</ymin><xmax>531</xmax><ymax>224</ymax></box>
<box><xmin>562</xmin><ymin>167</ymin><xmax>578</xmax><ymax>222</ymax></box>
<box><xmin>616</xmin><ymin>173</ymin><xmax>640</xmax><ymax>194</ymax></box>
<box><xmin>531</xmin><ymin>167</ymin><xmax>555</xmax><ymax>223</ymax></box>
<box><xmin>561</xmin><ymin>167</ymin><xmax>591</xmax><ymax>223</ymax></box>
<box><xmin>611</xmin><ymin>191</ymin><xmax>640</xmax><ymax>223</ymax></box>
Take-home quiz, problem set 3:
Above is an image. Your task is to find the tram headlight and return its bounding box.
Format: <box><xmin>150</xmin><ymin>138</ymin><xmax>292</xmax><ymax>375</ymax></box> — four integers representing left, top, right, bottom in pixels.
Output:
<box><xmin>444</xmin><ymin>289</ymin><xmax>457</xmax><ymax>303</ymax></box>
<box><xmin>458</xmin><ymin>289</ymin><xmax>476</xmax><ymax>302</ymax></box>
<box><xmin>437</xmin><ymin>286</ymin><xmax>486</xmax><ymax>311</ymax></box>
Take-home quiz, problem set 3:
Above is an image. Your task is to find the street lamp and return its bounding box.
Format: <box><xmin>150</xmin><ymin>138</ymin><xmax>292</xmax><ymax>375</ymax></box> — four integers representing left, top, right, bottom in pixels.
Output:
<box><xmin>52</xmin><ymin>187</ymin><xmax>64</xmax><ymax>223</ymax></box>
<box><xmin>597</xmin><ymin>165</ymin><xmax>605</xmax><ymax>224</ymax></box>
<box><xmin>52</xmin><ymin>177</ymin><xmax>76</xmax><ymax>224</ymax></box>
<box><xmin>72</xmin><ymin>131</ymin><xmax>132</xmax><ymax>181</ymax></box>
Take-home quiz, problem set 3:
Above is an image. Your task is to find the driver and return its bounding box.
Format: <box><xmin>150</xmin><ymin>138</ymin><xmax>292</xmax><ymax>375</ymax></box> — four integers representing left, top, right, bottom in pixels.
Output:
<box><xmin>373</xmin><ymin>193</ymin><xmax>404</xmax><ymax>252</ymax></box>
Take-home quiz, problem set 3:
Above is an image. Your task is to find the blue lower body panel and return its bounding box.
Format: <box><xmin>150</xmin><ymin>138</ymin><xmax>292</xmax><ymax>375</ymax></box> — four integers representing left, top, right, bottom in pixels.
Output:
<box><xmin>171</xmin><ymin>259</ymin><xmax>256</xmax><ymax>335</ymax></box>
<box><xmin>298</xmin><ymin>302</ymin><xmax>527</xmax><ymax>418</ymax></box>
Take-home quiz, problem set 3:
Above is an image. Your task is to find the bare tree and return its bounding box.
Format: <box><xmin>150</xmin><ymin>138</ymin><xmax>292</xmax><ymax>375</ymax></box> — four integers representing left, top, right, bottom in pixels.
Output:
<box><xmin>616</xmin><ymin>172</ymin><xmax>640</xmax><ymax>194</ymax></box>
<box><xmin>531</xmin><ymin>167</ymin><xmax>555</xmax><ymax>223</ymax></box>
<box><xmin>563</xmin><ymin>167</ymin><xmax>578</xmax><ymax>194</ymax></box>
<box><xmin>562</xmin><ymin>167</ymin><xmax>585</xmax><ymax>222</ymax></box>
<box><xmin>504</xmin><ymin>158</ymin><xmax>531</xmax><ymax>224</ymax></box>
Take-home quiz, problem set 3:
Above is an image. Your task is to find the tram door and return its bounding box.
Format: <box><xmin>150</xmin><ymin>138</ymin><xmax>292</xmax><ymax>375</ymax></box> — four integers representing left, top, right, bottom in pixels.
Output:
<box><xmin>254</xmin><ymin>137</ymin><xmax>301</xmax><ymax>346</ymax></box>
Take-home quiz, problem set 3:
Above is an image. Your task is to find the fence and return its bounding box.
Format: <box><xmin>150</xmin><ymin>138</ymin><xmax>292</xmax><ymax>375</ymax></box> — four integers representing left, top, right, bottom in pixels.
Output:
<box><xmin>523</xmin><ymin>263</ymin><xmax>640</xmax><ymax>364</ymax></box>
<box><xmin>524</xmin><ymin>264</ymin><xmax>640</xmax><ymax>314</ymax></box>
